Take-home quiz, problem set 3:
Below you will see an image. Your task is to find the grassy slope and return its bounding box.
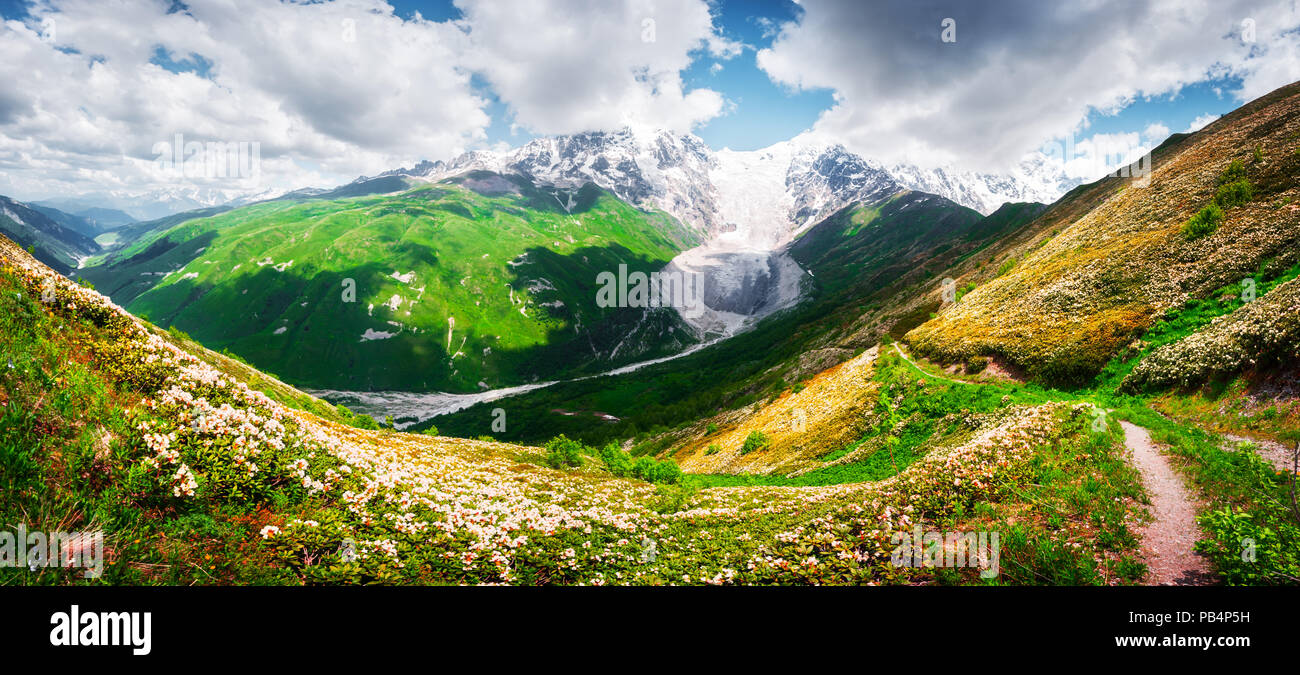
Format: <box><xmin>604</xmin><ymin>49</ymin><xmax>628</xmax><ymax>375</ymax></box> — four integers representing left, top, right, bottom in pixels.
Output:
<box><xmin>906</xmin><ymin>81</ymin><xmax>1300</xmax><ymax>384</ymax></box>
<box><xmin>81</xmin><ymin>173</ymin><xmax>700</xmax><ymax>392</ymax></box>
<box><xmin>2</xmin><ymin>232</ymin><xmax>1145</xmax><ymax>586</ymax></box>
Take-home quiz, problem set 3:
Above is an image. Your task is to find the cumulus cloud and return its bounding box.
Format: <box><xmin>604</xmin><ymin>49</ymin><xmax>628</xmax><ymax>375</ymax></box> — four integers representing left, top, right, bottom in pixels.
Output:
<box><xmin>1184</xmin><ymin>113</ymin><xmax>1221</xmax><ymax>133</ymax></box>
<box><xmin>0</xmin><ymin>0</ymin><xmax>736</xmax><ymax>205</ymax></box>
<box><xmin>1143</xmin><ymin>123</ymin><xmax>1171</xmax><ymax>142</ymax></box>
<box><xmin>757</xmin><ymin>0</ymin><xmax>1300</xmax><ymax>171</ymax></box>
<box><xmin>0</xmin><ymin>0</ymin><xmax>495</xmax><ymax>202</ymax></box>
<box><xmin>455</xmin><ymin>0</ymin><xmax>737</xmax><ymax>136</ymax></box>
<box><xmin>1054</xmin><ymin>132</ymin><xmax>1151</xmax><ymax>181</ymax></box>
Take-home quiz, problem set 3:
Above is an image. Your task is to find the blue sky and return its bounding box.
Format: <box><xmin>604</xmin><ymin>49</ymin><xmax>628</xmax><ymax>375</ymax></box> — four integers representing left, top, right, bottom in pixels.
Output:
<box><xmin>376</xmin><ymin>0</ymin><xmax>838</xmax><ymax>150</ymax></box>
<box><xmin>1082</xmin><ymin>79</ymin><xmax>1239</xmax><ymax>138</ymax></box>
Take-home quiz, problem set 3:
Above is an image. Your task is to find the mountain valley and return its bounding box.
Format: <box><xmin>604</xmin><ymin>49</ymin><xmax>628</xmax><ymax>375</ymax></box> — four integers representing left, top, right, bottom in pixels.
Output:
<box><xmin>5</xmin><ymin>78</ymin><xmax>1300</xmax><ymax>590</ymax></box>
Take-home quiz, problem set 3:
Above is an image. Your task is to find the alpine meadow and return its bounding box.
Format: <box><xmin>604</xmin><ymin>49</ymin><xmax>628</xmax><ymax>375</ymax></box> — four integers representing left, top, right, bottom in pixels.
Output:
<box><xmin>3</xmin><ymin>0</ymin><xmax>1300</xmax><ymax>659</ymax></box>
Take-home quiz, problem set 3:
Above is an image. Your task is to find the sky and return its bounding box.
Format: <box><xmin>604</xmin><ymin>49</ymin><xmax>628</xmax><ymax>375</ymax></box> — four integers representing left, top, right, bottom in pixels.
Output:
<box><xmin>0</xmin><ymin>0</ymin><xmax>1298</xmax><ymax>209</ymax></box>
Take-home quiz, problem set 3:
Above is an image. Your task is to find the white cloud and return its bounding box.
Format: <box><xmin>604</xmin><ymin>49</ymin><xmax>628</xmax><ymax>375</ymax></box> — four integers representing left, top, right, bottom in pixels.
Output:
<box><xmin>1053</xmin><ymin>132</ymin><xmax>1153</xmax><ymax>181</ymax></box>
<box><xmin>0</xmin><ymin>0</ymin><xmax>489</xmax><ymax>203</ymax></box>
<box><xmin>757</xmin><ymin>0</ymin><xmax>1300</xmax><ymax>172</ymax></box>
<box><xmin>1184</xmin><ymin>113</ymin><xmax>1220</xmax><ymax>133</ymax></box>
<box><xmin>0</xmin><ymin>0</ymin><xmax>737</xmax><ymax>206</ymax></box>
<box><xmin>455</xmin><ymin>0</ymin><xmax>735</xmax><ymax>137</ymax></box>
<box><xmin>1143</xmin><ymin>123</ymin><xmax>1171</xmax><ymax>142</ymax></box>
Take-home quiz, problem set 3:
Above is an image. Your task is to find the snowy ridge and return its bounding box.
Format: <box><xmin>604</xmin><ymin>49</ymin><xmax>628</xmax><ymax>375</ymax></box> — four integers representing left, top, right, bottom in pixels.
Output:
<box><xmin>888</xmin><ymin>152</ymin><xmax>1082</xmax><ymax>216</ymax></box>
<box><xmin>407</xmin><ymin>128</ymin><xmax>1073</xmax><ymax>234</ymax></box>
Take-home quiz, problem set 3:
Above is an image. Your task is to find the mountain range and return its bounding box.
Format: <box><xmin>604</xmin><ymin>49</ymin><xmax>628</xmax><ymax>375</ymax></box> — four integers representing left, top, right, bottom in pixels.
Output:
<box><xmin>64</xmin><ymin>125</ymin><xmax>1075</xmax><ymax>395</ymax></box>
<box><xmin>368</xmin><ymin>128</ymin><xmax>1078</xmax><ymax>232</ymax></box>
<box><xmin>0</xmin><ymin>195</ymin><xmax>102</xmax><ymax>274</ymax></box>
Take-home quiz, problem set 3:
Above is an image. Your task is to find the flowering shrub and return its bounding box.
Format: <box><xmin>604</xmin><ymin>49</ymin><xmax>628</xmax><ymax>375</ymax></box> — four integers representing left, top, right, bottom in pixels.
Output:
<box><xmin>739</xmin><ymin>403</ymin><xmax>1091</xmax><ymax>584</ymax></box>
<box><xmin>1123</xmin><ymin>277</ymin><xmax>1300</xmax><ymax>391</ymax></box>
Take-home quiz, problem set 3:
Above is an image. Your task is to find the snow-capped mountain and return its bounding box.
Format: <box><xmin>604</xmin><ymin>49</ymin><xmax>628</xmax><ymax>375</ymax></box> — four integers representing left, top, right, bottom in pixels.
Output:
<box><xmin>888</xmin><ymin>153</ymin><xmax>1082</xmax><ymax>216</ymax></box>
<box><xmin>393</xmin><ymin>130</ymin><xmax>900</xmax><ymax>243</ymax></box>
<box><xmin>387</xmin><ymin>128</ymin><xmax>1074</xmax><ymax>243</ymax></box>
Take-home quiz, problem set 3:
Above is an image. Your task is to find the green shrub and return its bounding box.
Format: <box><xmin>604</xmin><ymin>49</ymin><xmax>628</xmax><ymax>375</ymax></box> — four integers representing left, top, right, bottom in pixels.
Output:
<box><xmin>705</xmin><ymin>423</ymin><xmax>718</xmax><ymax>434</ymax></box>
<box><xmin>1214</xmin><ymin>179</ymin><xmax>1253</xmax><ymax>208</ymax></box>
<box><xmin>422</xmin><ymin>425</ymin><xmax>439</xmax><ymax>437</ymax></box>
<box><xmin>705</xmin><ymin>443</ymin><xmax>721</xmax><ymax>455</ymax></box>
<box><xmin>632</xmin><ymin>456</ymin><xmax>682</xmax><ymax>484</ymax></box>
<box><xmin>1252</xmin><ymin>145</ymin><xmax>1264</xmax><ymax>163</ymax></box>
<box><xmin>353</xmin><ymin>414</ymin><xmax>380</xmax><ymax>430</ymax></box>
<box><xmin>656</xmin><ymin>460</ymin><xmax>682</xmax><ymax>484</ymax></box>
<box><xmin>597</xmin><ymin>442</ymin><xmax>633</xmax><ymax>477</ymax></box>
<box><xmin>543</xmin><ymin>435</ymin><xmax>585</xmax><ymax>469</ymax></box>
<box><xmin>955</xmin><ymin>282</ymin><xmax>977</xmax><ymax>303</ymax></box>
<box><xmin>1217</xmin><ymin>159</ymin><xmax>1247</xmax><ymax>185</ymax></box>
<box><xmin>965</xmin><ymin>356</ymin><xmax>989</xmax><ymax>374</ymax></box>
<box><xmin>1181</xmin><ymin>203</ymin><xmax>1223</xmax><ymax>240</ymax></box>
<box><xmin>740</xmin><ymin>430</ymin><xmax>770</xmax><ymax>455</ymax></box>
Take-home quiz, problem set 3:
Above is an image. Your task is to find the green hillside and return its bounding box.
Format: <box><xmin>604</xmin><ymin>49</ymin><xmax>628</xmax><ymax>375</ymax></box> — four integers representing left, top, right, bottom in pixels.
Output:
<box><xmin>434</xmin><ymin>190</ymin><xmax>1025</xmax><ymax>445</ymax></box>
<box><xmin>81</xmin><ymin>172</ymin><xmax>700</xmax><ymax>392</ymax></box>
<box><xmin>0</xmin><ymin>196</ymin><xmax>100</xmax><ymax>275</ymax></box>
<box><xmin>9</xmin><ymin>82</ymin><xmax>1300</xmax><ymax>588</ymax></box>
<box><xmin>907</xmin><ymin>81</ymin><xmax>1300</xmax><ymax>384</ymax></box>
<box><xmin>0</xmin><ymin>235</ymin><xmax>1146</xmax><ymax>586</ymax></box>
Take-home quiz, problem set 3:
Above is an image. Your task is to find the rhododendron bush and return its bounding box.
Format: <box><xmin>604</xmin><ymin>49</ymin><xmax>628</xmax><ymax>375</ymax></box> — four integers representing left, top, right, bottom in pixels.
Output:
<box><xmin>1123</xmin><ymin>278</ymin><xmax>1300</xmax><ymax>391</ymax></box>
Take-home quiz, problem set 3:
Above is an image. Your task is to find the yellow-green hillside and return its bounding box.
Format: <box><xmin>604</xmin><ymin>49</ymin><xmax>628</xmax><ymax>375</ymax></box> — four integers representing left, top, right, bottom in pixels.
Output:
<box><xmin>906</xmin><ymin>81</ymin><xmax>1300</xmax><ymax>384</ymax></box>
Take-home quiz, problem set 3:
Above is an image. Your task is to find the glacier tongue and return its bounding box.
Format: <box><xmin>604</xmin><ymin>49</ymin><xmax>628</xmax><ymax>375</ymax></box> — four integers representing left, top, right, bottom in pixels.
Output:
<box><xmin>663</xmin><ymin>141</ymin><xmax>817</xmax><ymax>337</ymax></box>
<box><xmin>662</xmin><ymin>137</ymin><xmax>901</xmax><ymax>337</ymax></box>
<box><xmin>663</xmin><ymin>245</ymin><xmax>805</xmax><ymax>338</ymax></box>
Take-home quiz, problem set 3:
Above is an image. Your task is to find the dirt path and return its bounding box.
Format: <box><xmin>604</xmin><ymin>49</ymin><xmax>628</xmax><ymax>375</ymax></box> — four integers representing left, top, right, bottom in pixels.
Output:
<box><xmin>889</xmin><ymin>343</ymin><xmax>962</xmax><ymax>383</ymax></box>
<box><xmin>1120</xmin><ymin>421</ymin><xmax>1215</xmax><ymax>585</ymax></box>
